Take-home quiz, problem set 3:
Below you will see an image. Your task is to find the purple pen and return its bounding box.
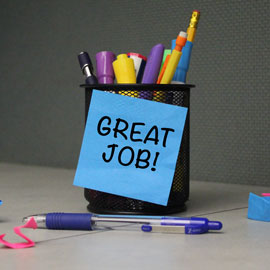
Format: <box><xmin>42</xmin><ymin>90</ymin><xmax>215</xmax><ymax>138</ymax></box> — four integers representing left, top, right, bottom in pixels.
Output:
<box><xmin>141</xmin><ymin>44</ymin><xmax>165</xmax><ymax>99</ymax></box>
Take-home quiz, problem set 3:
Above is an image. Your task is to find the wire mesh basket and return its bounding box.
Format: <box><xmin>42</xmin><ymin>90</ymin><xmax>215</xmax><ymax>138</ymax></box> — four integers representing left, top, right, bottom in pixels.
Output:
<box><xmin>81</xmin><ymin>83</ymin><xmax>195</xmax><ymax>214</ymax></box>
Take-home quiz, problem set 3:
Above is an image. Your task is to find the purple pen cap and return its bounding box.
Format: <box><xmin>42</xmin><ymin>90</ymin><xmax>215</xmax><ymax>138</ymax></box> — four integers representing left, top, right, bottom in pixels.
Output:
<box><xmin>142</xmin><ymin>44</ymin><xmax>165</xmax><ymax>84</ymax></box>
<box><xmin>96</xmin><ymin>51</ymin><xmax>116</xmax><ymax>84</ymax></box>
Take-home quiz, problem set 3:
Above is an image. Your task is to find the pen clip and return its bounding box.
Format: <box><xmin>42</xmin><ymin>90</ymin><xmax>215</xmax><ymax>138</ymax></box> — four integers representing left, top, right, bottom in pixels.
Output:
<box><xmin>141</xmin><ymin>224</ymin><xmax>206</xmax><ymax>234</ymax></box>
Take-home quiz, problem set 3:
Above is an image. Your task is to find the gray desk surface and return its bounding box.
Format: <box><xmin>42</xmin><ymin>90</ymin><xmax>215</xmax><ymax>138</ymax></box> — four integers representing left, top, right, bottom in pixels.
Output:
<box><xmin>0</xmin><ymin>163</ymin><xmax>269</xmax><ymax>270</ymax></box>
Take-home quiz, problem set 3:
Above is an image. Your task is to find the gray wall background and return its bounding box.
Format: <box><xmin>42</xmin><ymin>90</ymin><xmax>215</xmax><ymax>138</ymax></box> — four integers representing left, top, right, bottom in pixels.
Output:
<box><xmin>0</xmin><ymin>0</ymin><xmax>269</xmax><ymax>186</ymax></box>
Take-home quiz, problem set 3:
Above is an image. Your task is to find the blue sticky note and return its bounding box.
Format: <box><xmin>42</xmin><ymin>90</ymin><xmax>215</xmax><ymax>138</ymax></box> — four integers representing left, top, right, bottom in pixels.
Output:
<box><xmin>73</xmin><ymin>90</ymin><xmax>188</xmax><ymax>205</ymax></box>
<box><xmin>248</xmin><ymin>193</ymin><xmax>270</xmax><ymax>222</ymax></box>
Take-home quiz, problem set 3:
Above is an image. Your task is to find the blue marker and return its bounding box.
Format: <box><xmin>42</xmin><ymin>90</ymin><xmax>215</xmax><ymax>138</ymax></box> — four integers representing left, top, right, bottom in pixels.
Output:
<box><xmin>22</xmin><ymin>213</ymin><xmax>222</xmax><ymax>234</ymax></box>
<box><xmin>171</xmin><ymin>39</ymin><xmax>193</xmax><ymax>83</ymax></box>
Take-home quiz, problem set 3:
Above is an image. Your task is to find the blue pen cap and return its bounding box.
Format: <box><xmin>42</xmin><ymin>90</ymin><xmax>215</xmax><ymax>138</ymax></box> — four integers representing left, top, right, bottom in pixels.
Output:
<box><xmin>190</xmin><ymin>217</ymin><xmax>223</xmax><ymax>231</ymax></box>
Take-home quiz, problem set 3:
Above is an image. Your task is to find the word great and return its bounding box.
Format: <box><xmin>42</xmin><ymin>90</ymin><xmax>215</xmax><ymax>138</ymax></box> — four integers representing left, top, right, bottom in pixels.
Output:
<box><xmin>96</xmin><ymin>116</ymin><xmax>176</xmax><ymax>171</ymax></box>
<box><xmin>97</xmin><ymin>116</ymin><xmax>175</xmax><ymax>147</ymax></box>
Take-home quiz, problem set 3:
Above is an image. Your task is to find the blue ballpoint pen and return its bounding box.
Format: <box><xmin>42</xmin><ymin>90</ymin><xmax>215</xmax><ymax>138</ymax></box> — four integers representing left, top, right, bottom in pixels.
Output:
<box><xmin>22</xmin><ymin>213</ymin><xmax>222</xmax><ymax>235</ymax></box>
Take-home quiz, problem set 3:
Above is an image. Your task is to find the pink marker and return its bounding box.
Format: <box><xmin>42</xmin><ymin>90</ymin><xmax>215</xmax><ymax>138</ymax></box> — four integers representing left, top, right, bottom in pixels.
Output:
<box><xmin>262</xmin><ymin>193</ymin><xmax>270</xmax><ymax>197</ymax></box>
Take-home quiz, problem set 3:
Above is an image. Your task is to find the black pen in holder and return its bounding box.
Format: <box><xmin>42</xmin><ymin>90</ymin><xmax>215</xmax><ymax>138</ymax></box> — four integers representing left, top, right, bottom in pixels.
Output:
<box><xmin>78</xmin><ymin>52</ymin><xmax>98</xmax><ymax>85</ymax></box>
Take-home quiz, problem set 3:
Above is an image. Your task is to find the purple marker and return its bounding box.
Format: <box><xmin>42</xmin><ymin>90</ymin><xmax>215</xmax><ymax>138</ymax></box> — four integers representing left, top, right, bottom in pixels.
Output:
<box><xmin>142</xmin><ymin>44</ymin><xmax>164</xmax><ymax>83</ymax></box>
<box><xmin>96</xmin><ymin>51</ymin><xmax>116</xmax><ymax>84</ymax></box>
<box><xmin>141</xmin><ymin>44</ymin><xmax>164</xmax><ymax>99</ymax></box>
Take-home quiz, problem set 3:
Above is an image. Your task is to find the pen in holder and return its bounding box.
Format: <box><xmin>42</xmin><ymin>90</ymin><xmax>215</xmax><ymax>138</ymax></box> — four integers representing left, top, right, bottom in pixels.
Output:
<box><xmin>82</xmin><ymin>83</ymin><xmax>195</xmax><ymax>215</ymax></box>
<box><xmin>96</xmin><ymin>51</ymin><xmax>116</xmax><ymax>84</ymax></box>
<box><xmin>113</xmin><ymin>54</ymin><xmax>137</xmax><ymax>97</ymax></box>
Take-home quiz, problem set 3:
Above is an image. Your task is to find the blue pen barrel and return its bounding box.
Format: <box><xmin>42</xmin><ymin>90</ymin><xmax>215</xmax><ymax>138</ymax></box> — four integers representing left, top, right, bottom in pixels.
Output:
<box><xmin>46</xmin><ymin>213</ymin><xmax>93</xmax><ymax>230</ymax></box>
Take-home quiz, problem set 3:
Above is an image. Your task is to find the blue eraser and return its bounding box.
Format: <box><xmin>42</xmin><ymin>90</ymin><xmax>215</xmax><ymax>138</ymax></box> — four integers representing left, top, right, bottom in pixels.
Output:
<box><xmin>0</xmin><ymin>200</ymin><xmax>2</xmax><ymax>206</ymax></box>
<box><xmin>247</xmin><ymin>193</ymin><xmax>270</xmax><ymax>222</ymax></box>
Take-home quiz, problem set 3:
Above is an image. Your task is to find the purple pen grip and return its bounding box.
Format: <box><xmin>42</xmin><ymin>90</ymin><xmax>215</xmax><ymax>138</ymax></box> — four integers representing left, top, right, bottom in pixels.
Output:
<box><xmin>46</xmin><ymin>213</ymin><xmax>93</xmax><ymax>230</ymax></box>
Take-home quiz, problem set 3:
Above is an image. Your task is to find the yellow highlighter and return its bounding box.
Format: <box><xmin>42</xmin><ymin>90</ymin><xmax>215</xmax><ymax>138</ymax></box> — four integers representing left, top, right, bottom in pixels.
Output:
<box><xmin>112</xmin><ymin>54</ymin><xmax>137</xmax><ymax>97</ymax></box>
<box><xmin>160</xmin><ymin>31</ymin><xmax>187</xmax><ymax>84</ymax></box>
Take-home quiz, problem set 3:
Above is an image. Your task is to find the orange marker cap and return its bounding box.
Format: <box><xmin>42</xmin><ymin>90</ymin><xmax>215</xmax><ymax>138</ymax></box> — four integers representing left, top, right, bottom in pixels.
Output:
<box><xmin>175</xmin><ymin>31</ymin><xmax>187</xmax><ymax>52</ymax></box>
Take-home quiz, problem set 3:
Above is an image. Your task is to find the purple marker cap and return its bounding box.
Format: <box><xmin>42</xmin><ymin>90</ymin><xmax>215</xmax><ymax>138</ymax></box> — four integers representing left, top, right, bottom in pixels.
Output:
<box><xmin>142</xmin><ymin>44</ymin><xmax>165</xmax><ymax>84</ymax></box>
<box><xmin>96</xmin><ymin>51</ymin><xmax>116</xmax><ymax>84</ymax></box>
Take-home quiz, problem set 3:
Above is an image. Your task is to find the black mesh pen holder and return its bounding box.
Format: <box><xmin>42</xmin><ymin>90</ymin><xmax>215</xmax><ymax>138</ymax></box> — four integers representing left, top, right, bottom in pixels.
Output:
<box><xmin>81</xmin><ymin>83</ymin><xmax>195</xmax><ymax>215</ymax></box>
